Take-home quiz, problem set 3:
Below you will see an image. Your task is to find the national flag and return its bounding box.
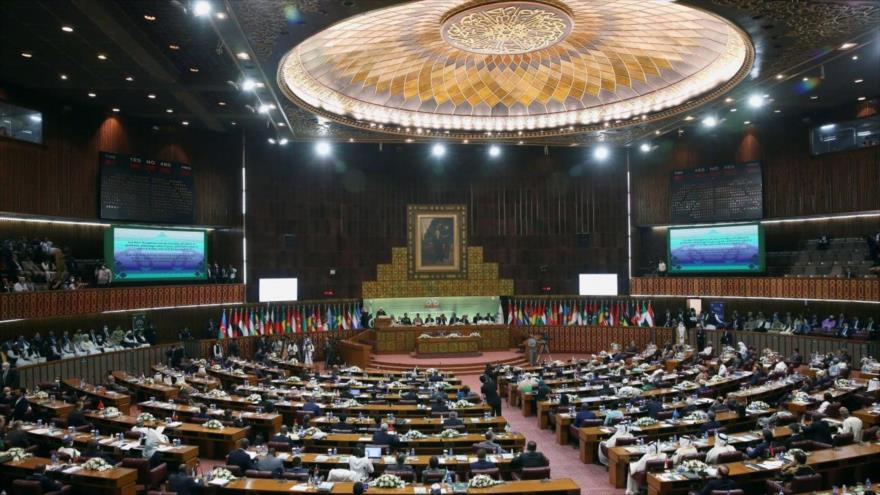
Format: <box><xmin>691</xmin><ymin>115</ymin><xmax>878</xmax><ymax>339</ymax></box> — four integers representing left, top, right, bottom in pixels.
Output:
<box><xmin>219</xmin><ymin>309</ymin><xmax>228</xmax><ymax>339</ymax></box>
<box><xmin>639</xmin><ymin>301</ymin><xmax>655</xmax><ymax>327</ymax></box>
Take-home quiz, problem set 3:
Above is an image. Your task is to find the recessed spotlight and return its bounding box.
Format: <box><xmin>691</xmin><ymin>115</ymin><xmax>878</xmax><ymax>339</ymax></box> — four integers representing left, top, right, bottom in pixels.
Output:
<box><xmin>59</xmin><ymin>74</ymin><xmax>68</xmax><ymax>80</ymax></box>
<box><xmin>189</xmin><ymin>67</ymin><xmax>199</xmax><ymax>73</ymax></box>
<box><xmin>147</xmin><ymin>93</ymin><xmax>156</xmax><ymax>99</ymax></box>
<box><xmin>840</xmin><ymin>42</ymin><xmax>857</xmax><ymax>50</ymax></box>
<box><xmin>166</xmin><ymin>108</ymin><xmax>174</xmax><ymax>114</ymax></box>
<box><xmin>802</xmin><ymin>77</ymin><xmax>809</xmax><ymax>82</ymax></box>
<box><xmin>405</xmin><ymin>138</ymin><xmax>414</xmax><ymax>143</ymax></box>
<box><xmin>488</xmin><ymin>145</ymin><xmax>501</xmax><ymax>157</ymax></box>
<box><xmin>431</xmin><ymin>143</ymin><xmax>446</xmax><ymax>157</ymax></box>
<box><xmin>181</xmin><ymin>120</ymin><xmax>189</xmax><ymax>126</ymax></box>
<box><xmin>97</xmin><ymin>53</ymin><xmax>107</xmax><ymax>60</ymax></box>
<box><xmin>702</xmin><ymin>116</ymin><xmax>718</xmax><ymax>127</ymax></box>
<box><xmin>639</xmin><ymin>143</ymin><xmax>651</xmax><ymax>153</ymax></box>
<box><xmin>462</xmin><ymin>139</ymin><xmax>469</xmax><ymax>144</ymax></box>
<box><xmin>278</xmin><ymin>138</ymin><xmax>288</xmax><ymax>145</ymax></box>
<box><xmin>684</xmin><ymin>115</ymin><xmax>694</xmax><ymax>121</ymax></box>
<box><xmin>315</xmin><ymin>141</ymin><xmax>331</xmax><ymax>157</ymax></box>
<box><xmin>28</xmin><ymin>114</ymin><xmax>42</xmax><ymax>123</ymax></box>
<box><xmin>218</xmin><ymin>101</ymin><xmax>227</xmax><ymax>106</ymax></box>
<box><xmin>810</xmin><ymin>95</ymin><xmax>819</xmax><ymax>100</ymax></box>
<box><xmin>654</xmin><ymin>130</ymin><xmax>661</xmax><ymax>135</ymax></box>
<box><xmin>193</xmin><ymin>1</ymin><xmax>212</xmax><ymax>17</ymax></box>
<box><xmin>61</xmin><ymin>25</ymin><xmax>74</xmax><ymax>33</ymax></box>
<box><xmin>744</xmin><ymin>121</ymin><xmax>751</xmax><ymax>125</ymax></box>
<box><xmin>724</xmin><ymin>97</ymin><xmax>734</xmax><ymax>103</ymax></box>
<box><xmin>268</xmin><ymin>138</ymin><xmax>276</xmax><ymax>145</ymax></box>
<box><xmin>236</xmin><ymin>52</ymin><xmax>250</xmax><ymax>60</ymax></box>
<box><xmin>258</xmin><ymin>104</ymin><xmax>275</xmax><ymax>113</ymax></box>
<box><xmin>775</xmin><ymin>74</ymin><xmax>784</xmax><ymax>80</ymax></box>
<box><xmin>21</xmin><ymin>52</ymin><xmax>32</xmax><ymax>58</ymax></box>
<box><xmin>858</xmin><ymin>96</ymin><xmax>866</xmax><ymax>101</ymax></box>
<box><xmin>215</xmin><ymin>11</ymin><xmax>227</xmax><ymax>20</ymax></box>
<box><xmin>112</xmin><ymin>107</ymin><xmax>120</xmax><ymax>113</ymax></box>
<box><xmin>277</xmin><ymin>122</ymin><xmax>286</xmax><ymax>127</ymax></box>
<box><xmin>730</xmin><ymin>108</ymin><xmax>737</xmax><ymax>112</ymax></box>
<box><xmin>820</xmin><ymin>124</ymin><xmax>836</xmax><ymax>131</ymax></box>
<box><xmin>168</xmin><ymin>44</ymin><xmax>180</xmax><ymax>50</ymax></box>
<box><xmin>517</xmin><ymin>141</ymin><xmax>524</xmax><ymax>145</ymax></box>
<box><xmin>854</xmin><ymin>79</ymin><xmax>864</xmax><ymax>84</ymax></box>
<box><xmin>747</xmin><ymin>94</ymin><xmax>765</xmax><ymax>108</ymax></box>
<box><xmin>774</xmin><ymin>109</ymin><xmax>781</xmax><ymax>113</ymax></box>
<box><xmin>593</xmin><ymin>145</ymin><xmax>609</xmax><ymax>160</ymax></box>
<box><xmin>87</xmin><ymin>92</ymin><xmax>96</xmax><ymax>98</ymax></box>
<box><xmin>852</xmin><ymin>55</ymin><xmax>859</xmax><ymax>61</ymax></box>
<box><xmin>144</xmin><ymin>14</ymin><xmax>156</xmax><ymax>21</ymax></box>
<box><xmin>230</xmin><ymin>121</ymin><xmax>237</xmax><ymax>126</ymax></box>
<box><xmin>124</xmin><ymin>75</ymin><xmax>134</xmax><ymax>82</ymax></box>
<box><xmin>241</xmin><ymin>78</ymin><xmax>257</xmax><ymax>91</ymax></box>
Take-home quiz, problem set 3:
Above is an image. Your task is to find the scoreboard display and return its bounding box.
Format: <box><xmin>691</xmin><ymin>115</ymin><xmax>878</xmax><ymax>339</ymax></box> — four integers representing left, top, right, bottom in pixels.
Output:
<box><xmin>670</xmin><ymin>161</ymin><xmax>762</xmax><ymax>224</ymax></box>
<box><xmin>99</xmin><ymin>151</ymin><xmax>195</xmax><ymax>224</ymax></box>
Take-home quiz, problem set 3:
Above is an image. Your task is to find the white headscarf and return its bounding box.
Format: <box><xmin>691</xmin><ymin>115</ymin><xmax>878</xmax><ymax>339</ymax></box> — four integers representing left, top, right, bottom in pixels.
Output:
<box><xmin>716</xmin><ymin>432</ymin><xmax>728</xmax><ymax>447</ymax></box>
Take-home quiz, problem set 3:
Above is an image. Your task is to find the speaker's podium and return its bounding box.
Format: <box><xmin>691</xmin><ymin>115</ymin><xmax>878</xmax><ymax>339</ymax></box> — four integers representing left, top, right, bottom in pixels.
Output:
<box><xmin>374</xmin><ymin>316</ymin><xmax>393</xmax><ymax>328</ymax></box>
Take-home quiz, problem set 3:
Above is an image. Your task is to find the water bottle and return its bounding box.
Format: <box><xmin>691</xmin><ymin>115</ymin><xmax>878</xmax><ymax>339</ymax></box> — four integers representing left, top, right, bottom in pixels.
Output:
<box><xmin>50</xmin><ymin>452</ymin><xmax>58</xmax><ymax>465</ymax></box>
<box><xmin>866</xmin><ymin>477</ymin><xmax>871</xmax><ymax>489</ymax></box>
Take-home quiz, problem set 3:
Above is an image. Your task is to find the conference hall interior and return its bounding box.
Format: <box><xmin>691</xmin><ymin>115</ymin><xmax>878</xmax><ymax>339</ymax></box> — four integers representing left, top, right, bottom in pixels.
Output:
<box><xmin>0</xmin><ymin>1</ymin><xmax>879</xmax><ymax>494</ymax></box>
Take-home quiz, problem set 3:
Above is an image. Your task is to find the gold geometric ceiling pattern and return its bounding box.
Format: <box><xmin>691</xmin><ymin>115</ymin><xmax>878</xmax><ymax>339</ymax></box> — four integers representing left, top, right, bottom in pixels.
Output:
<box><xmin>277</xmin><ymin>0</ymin><xmax>753</xmax><ymax>139</ymax></box>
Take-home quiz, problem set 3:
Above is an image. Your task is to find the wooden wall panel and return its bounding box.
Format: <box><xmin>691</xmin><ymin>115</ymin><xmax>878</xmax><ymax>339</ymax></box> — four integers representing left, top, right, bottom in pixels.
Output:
<box><xmin>245</xmin><ymin>138</ymin><xmax>629</xmax><ymax>299</ymax></box>
<box><xmin>0</xmin><ymin>95</ymin><xmax>241</xmax><ymax>226</ymax></box>
<box><xmin>630</xmin><ymin>276</ymin><xmax>880</xmax><ymax>302</ymax></box>
<box><xmin>0</xmin><ymin>283</ymin><xmax>244</xmax><ymax>320</ymax></box>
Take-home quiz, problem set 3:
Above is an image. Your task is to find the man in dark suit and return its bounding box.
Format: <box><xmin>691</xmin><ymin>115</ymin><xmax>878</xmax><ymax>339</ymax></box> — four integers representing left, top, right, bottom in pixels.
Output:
<box><xmin>5</xmin><ymin>421</ymin><xmax>30</xmax><ymax>448</ymax></box>
<box><xmin>480</xmin><ymin>375</ymin><xmax>502</xmax><ymax>417</ymax></box>
<box><xmin>442</xmin><ymin>411</ymin><xmax>463</xmax><ymax>428</ymax></box>
<box><xmin>431</xmin><ymin>398</ymin><xmax>449</xmax><ymax>414</ymax></box>
<box><xmin>388</xmin><ymin>453</ymin><xmax>413</xmax><ymax>473</ymax></box>
<box><xmin>700</xmin><ymin>410</ymin><xmax>722</xmax><ymax>435</ymax></box>
<box><xmin>11</xmin><ymin>390</ymin><xmax>29</xmax><ymax>421</ymax></box>
<box><xmin>332</xmin><ymin>414</ymin><xmax>355</xmax><ymax>432</ymax></box>
<box><xmin>400</xmin><ymin>389</ymin><xmax>419</xmax><ymax>401</ymax></box>
<box><xmin>82</xmin><ymin>439</ymin><xmax>114</xmax><ymax>463</ymax></box>
<box><xmin>288</xmin><ymin>456</ymin><xmax>309</xmax><ymax>475</ymax></box>
<box><xmin>804</xmin><ymin>418</ymin><xmax>833</xmax><ymax>445</ymax></box>
<box><xmin>698</xmin><ymin>465</ymin><xmax>737</xmax><ymax>495</ymax></box>
<box><xmin>302</xmin><ymin>399</ymin><xmax>322</xmax><ymax>415</ymax></box>
<box><xmin>746</xmin><ymin>429</ymin><xmax>775</xmax><ymax>459</ymax></box>
<box><xmin>270</xmin><ymin>426</ymin><xmax>296</xmax><ymax>447</ymax></box>
<box><xmin>511</xmin><ymin>441</ymin><xmax>549</xmax><ymax>470</ymax></box>
<box><xmin>26</xmin><ymin>464</ymin><xmax>63</xmax><ymax>493</ymax></box>
<box><xmin>0</xmin><ymin>362</ymin><xmax>18</xmax><ymax>388</ymax></box>
<box><xmin>372</xmin><ymin>423</ymin><xmax>399</xmax><ymax>449</ymax></box>
<box><xmin>574</xmin><ymin>404</ymin><xmax>597</xmax><ymax>427</ymax></box>
<box><xmin>469</xmin><ymin>448</ymin><xmax>496</xmax><ymax>471</ymax></box>
<box><xmin>168</xmin><ymin>464</ymin><xmax>203</xmax><ymax>495</ymax></box>
<box><xmin>645</xmin><ymin>397</ymin><xmax>663</xmax><ymax>419</ymax></box>
<box><xmin>67</xmin><ymin>401</ymin><xmax>91</xmax><ymax>428</ymax></box>
<box><xmin>227</xmin><ymin>438</ymin><xmax>255</xmax><ymax>472</ymax></box>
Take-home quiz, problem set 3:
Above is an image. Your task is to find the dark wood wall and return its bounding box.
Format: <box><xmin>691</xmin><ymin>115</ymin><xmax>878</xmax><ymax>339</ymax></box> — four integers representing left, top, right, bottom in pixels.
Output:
<box><xmin>0</xmin><ymin>88</ymin><xmax>242</xmax><ymax>226</ymax></box>
<box><xmin>245</xmin><ymin>138</ymin><xmax>629</xmax><ymax>299</ymax></box>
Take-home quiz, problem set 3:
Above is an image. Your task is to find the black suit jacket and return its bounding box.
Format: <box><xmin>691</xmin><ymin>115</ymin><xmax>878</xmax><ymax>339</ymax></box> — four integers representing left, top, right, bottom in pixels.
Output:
<box><xmin>699</xmin><ymin>477</ymin><xmax>737</xmax><ymax>495</ymax></box>
<box><xmin>372</xmin><ymin>431</ymin><xmax>400</xmax><ymax>448</ymax></box>
<box><xmin>67</xmin><ymin>410</ymin><xmax>91</xmax><ymax>428</ymax></box>
<box><xmin>512</xmin><ymin>451</ymin><xmax>548</xmax><ymax>469</ymax></box>
<box><xmin>442</xmin><ymin>418</ymin><xmax>464</xmax><ymax>427</ymax></box>
<box><xmin>12</xmin><ymin>396</ymin><xmax>29</xmax><ymax>420</ymax></box>
<box><xmin>1</xmin><ymin>368</ymin><xmax>18</xmax><ymax>388</ymax></box>
<box><xmin>168</xmin><ymin>472</ymin><xmax>201</xmax><ymax>495</ymax></box>
<box><xmin>227</xmin><ymin>448</ymin><xmax>255</xmax><ymax>471</ymax></box>
<box><xmin>481</xmin><ymin>381</ymin><xmax>501</xmax><ymax>406</ymax></box>
<box><xmin>270</xmin><ymin>434</ymin><xmax>295</xmax><ymax>446</ymax></box>
<box><xmin>6</xmin><ymin>429</ymin><xmax>30</xmax><ymax>448</ymax></box>
<box><xmin>27</xmin><ymin>474</ymin><xmax>62</xmax><ymax>493</ymax></box>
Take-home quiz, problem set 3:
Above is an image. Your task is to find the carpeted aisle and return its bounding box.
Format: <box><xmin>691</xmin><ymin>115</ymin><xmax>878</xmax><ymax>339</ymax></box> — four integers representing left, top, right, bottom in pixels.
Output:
<box><xmin>459</xmin><ymin>372</ymin><xmax>625</xmax><ymax>495</ymax></box>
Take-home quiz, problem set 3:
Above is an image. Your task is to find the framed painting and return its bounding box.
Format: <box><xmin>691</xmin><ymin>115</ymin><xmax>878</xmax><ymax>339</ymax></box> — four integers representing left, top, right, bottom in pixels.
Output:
<box><xmin>407</xmin><ymin>204</ymin><xmax>468</xmax><ymax>279</ymax></box>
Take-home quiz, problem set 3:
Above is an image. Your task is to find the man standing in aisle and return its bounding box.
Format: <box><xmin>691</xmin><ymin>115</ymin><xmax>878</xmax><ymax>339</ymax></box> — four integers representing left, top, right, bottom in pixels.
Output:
<box><xmin>526</xmin><ymin>335</ymin><xmax>537</xmax><ymax>366</ymax></box>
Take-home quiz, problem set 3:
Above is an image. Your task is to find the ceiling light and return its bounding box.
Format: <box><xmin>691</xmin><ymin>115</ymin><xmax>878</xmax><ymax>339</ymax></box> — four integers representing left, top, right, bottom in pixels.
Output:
<box><xmin>241</xmin><ymin>78</ymin><xmax>257</xmax><ymax>91</ymax></box>
<box><xmin>839</xmin><ymin>42</ymin><xmax>857</xmax><ymax>50</ymax></box>
<box><xmin>112</xmin><ymin>107</ymin><xmax>120</xmax><ymax>113</ymax></box>
<box><xmin>125</xmin><ymin>76</ymin><xmax>134</xmax><ymax>82</ymax></box>
<box><xmin>61</xmin><ymin>25</ymin><xmax>74</xmax><ymax>33</ymax></box>
<box><xmin>236</xmin><ymin>52</ymin><xmax>250</xmax><ymax>60</ymax></box>
<box><xmin>166</xmin><ymin>108</ymin><xmax>174</xmax><ymax>113</ymax></box>
<box><xmin>215</xmin><ymin>12</ymin><xmax>227</xmax><ymax>20</ymax></box>
<box><xmin>775</xmin><ymin>74</ymin><xmax>784</xmax><ymax>80</ymax></box>
<box><xmin>143</xmin><ymin>14</ymin><xmax>156</xmax><ymax>21</ymax></box>
<box><xmin>854</xmin><ymin>79</ymin><xmax>864</xmax><ymax>84</ymax></box>
<box><xmin>29</xmin><ymin>115</ymin><xmax>42</xmax><ymax>123</ymax></box>
<box><xmin>431</xmin><ymin>143</ymin><xmax>446</xmax><ymax>157</ymax></box>
<box><xmin>20</xmin><ymin>52</ymin><xmax>32</xmax><ymax>58</ymax></box>
<box><xmin>147</xmin><ymin>93</ymin><xmax>156</xmax><ymax>99</ymax></box>
<box><xmin>852</xmin><ymin>55</ymin><xmax>859</xmax><ymax>61</ymax></box>
<box><xmin>168</xmin><ymin>44</ymin><xmax>180</xmax><ymax>50</ymax></box>
<box><xmin>218</xmin><ymin>101</ymin><xmax>226</xmax><ymax>106</ymax></box>
<box><xmin>268</xmin><ymin>138</ymin><xmax>276</xmax><ymax>145</ymax></box>
<box><xmin>858</xmin><ymin>97</ymin><xmax>866</xmax><ymax>101</ymax></box>
<box><xmin>230</xmin><ymin>121</ymin><xmax>237</xmax><ymax>126</ymax></box>
<box><xmin>747</xmin><ymin>94</ymin><xmax>765</xmax><ymax>108</ymax></box>
<box><xmin>181</xmin><ymin>121</ymin><xmax>189</xmax><ymax>126</ymax></box>
<box><xmin>639</xmin><ymin>143</ymin><xmax>651</xmax><ymax>153</ymax></box>
<box><xmin>193</xmin><ymin>1</ymin><xmax>213</xmax><ymax>17</ymax></box>
<box><xmin>730</xmin><ymin>108</ymin><xmax>737</xmax><ymax>112</ymax></box>
<box><xmin>278</xmin><ymin>138</ymin><xmax>288</xmax><ymax>146</ymax></box>
<box><xmin>405</xmin><ymin>138</ymin><xmax>414</xmax><ymax>143</ymax></box>
<box><xmin>277</xmin><ymin>122</ymin><xmax>286</xmax><ymax>127</ymax></box>
<box><xmin>462</xmin><ymin>140</ymin><xmax>469</xmax><ymax>144</ymax></box>
<box><xmin>87</xmin><ymin>92</ymin><xmax>96</xmax><ymax>98</ymax></box>
<box><xmin>517</xmin><ymin>141</ymin><xmax>524</xmax><ymax>145</ymax></box>
<box><xmin>593</xmin><ymin>145</ymin><xmax>609</xmax><ymax>160</ymax></box>
<box><xmin>189</xmin><ymin>67</ymin><xmax>200</xmax><ymax>73</ymax></box>
<box><xmin>348</xmin><ymin>138</ymin><xmax>354</xmax><ymax>142</ymax></box>
<box><xmin>488</xmin><ymin>145</ymin><xmax>501</xmax><ymax>157</ymax></box>
<box><xmin>820</xmin><ymin>124</ymin><xmax>836</xmax><ymax>131</ymax></box>
<box><xmin>315</xmin><ymin>141</ymin><xmax>331</xmax><ymax>157</ymax></box>
<box><xmin>258</xmin><ymin>104</ymin><xmax>275</xmax><ymax>113</ymax></box>
<box><xmin>774</xmin><ymin>109</ymin><xmax>781</xmax><ymax>113</ymax></box>
<box><xmin>702</xmin><ymin>116</ymin><xmax>718</xmax><ymax>127</ymax></box>
<box><xmin>97</xmin><ymin>53</ymin><xmax>107</xmax><ymax>60</ymax></box>
<box><xmin>743</xmin><ymin>121</ymin><xmax>750</xmax><ymax>125</ymax></box>
<box><xmin>59</xmin><ymin>74</ymin><xmax>68</xmax><ymax>80</ymax></box>
<box><xmin>684</xmin><ymin>115</ymin><xmax>694</xmax><ymax>121</ymax></box>
<box><xmin>724</xmin><ymin>97</ymin><xmax>734</xmax><ymax>103</ymax></box>
<box><xmin>810</xmin><ymin>95</ymin><xmax>819</xmax><ymax>100</ymax></box>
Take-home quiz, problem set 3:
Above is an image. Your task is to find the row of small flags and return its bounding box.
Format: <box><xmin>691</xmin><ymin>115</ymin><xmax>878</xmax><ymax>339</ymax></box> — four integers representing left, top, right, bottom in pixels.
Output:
<box><xmin>217</xmin><ymin>303</ymin><xmax>362</xmax><ymax>339</ymax></box>
<box><xmin>505</xmin><ymin>299</ymin><xmax>655</xmax><ymax>327</ymax></box>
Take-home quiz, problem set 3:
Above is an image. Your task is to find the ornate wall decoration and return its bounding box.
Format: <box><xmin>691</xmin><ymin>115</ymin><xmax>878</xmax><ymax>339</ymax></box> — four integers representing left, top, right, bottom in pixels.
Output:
<box><xmin>407</xmin><ymin>204</ymin><xmax>468</xmax><ymax>280</ymax></box>
<box><xmin>442</xmin><ymin>2</ymin><xmax>572</xmax><ymax>55</ymax></box>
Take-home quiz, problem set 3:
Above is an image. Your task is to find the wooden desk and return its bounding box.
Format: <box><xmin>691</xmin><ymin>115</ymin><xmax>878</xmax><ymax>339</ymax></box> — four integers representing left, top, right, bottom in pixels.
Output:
<box><xmin>228</xmin><ymin>358</ymin><xmax>288</xmax><ymax>378</ymax></box>
<box><xmin>646</xmin><ymin>443</ymin><xmax>880</xmax><ymax>495</ymax></box>
<box><xmin>63</xmin><ymin>378</ymin><xmax>131</xmax><ymax>414</ymax></box>
<box><xmin>375</xmin><ymin>325</ymin><xmax>510</xmax><ymax>354</ymax></box>
<box><xmin>309</xmin><ymin>415</ymin><xmax>507</xmax><ymax>434</ymax></box>
<box><xmin>1</xmin><ymin>456</ymin><xmax>137</xmax><ymax>495</ymax></box>
<box><xmin>854</xmin><ymin>407</ymin><xmax>880</xmax><ymax>426</ymax></box>
<box><xmin>139</xmin><ymin>400</ymin><xmax>283</xmax><ymax>437</ymax></box>
<box><xmin>26</xmin><ymin>396</ymin><xmax>74</xmax><ymax>421</ymax></box>
<box><xmin>271</xmin><ymin>401</ymin><xmax>492</xmax><ymax>425</ymax></box>
<box><xmin>112</xmin><ymin>371</ymin><xmax>179</xmax><ymax>401</ymax></box>
<box><xmin>222</xmin><ymin>478</ymin><xmax>580</xmax><ymax>494</ymax></box>
<box><xmin>151</xmin><ymin>364</ymin><xmax>220</xmax><ymax>391</ymax></box>
<box><xmin>168</xmin><ymin>422</ymin><xmax>249</xmax><ymax>460</ymax></box>
<box><xmin>208</xmin><ymin>368</ymin><xmax>259</xmax><ymax>387</ymax></box>
<box><xmin>576</xmin><ymin>409</ymin><xmax>774</xmax><ymax>464</ymax></box>
<box><xmin>302</xmin><ymin>432</ymin><xmax>526</xmax><ymax>455</ymax></box>
<box><xmin>415</xmin><ymin>336</ymin><xmax>481</xmax><ymax>357</ymax></box>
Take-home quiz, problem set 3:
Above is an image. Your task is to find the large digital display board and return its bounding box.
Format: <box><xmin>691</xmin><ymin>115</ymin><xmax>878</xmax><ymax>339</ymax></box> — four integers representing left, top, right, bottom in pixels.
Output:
<box><xmin>670</xmin><ymin>162</ymin><xmax>762</xmax><ymax>224</ymax></box>
<box><xmin>668</xmin><ymin>223</ymin><xmax>764</xmax><ymax>274</ymax></box>
<box><xmin>100</xmin><ymin>151</ymin><xmax>195</xmax><ymax>224</ymax></box>
<box><xmin>104</xmin><ymin>226</ymin><xmax>207</xmax><ymax>282</ymax></box>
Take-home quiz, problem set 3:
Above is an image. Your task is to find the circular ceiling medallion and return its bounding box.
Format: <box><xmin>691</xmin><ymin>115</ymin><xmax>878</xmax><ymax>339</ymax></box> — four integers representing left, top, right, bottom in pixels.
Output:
<box><xmin>441</xmin><ymin>2</ymin><xmax>573</xmax><ymax>55</ymax></box>
<box><xmin>278</xmin><ymin>0</ymin><xmax>753</xmax><ymax>139</ymax></box>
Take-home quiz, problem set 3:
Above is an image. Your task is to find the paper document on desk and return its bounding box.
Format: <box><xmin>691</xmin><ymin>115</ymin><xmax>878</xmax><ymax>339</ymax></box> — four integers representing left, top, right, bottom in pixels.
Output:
<box><xmin>63</xmin><ymin>466</ymin><xmax>83</xmax><ymax>474</ymax></box>
<box><xmin>208</xmin><ymin>479</ymin><xmax>230</xmax><ymax>486</ymax></box>
<box><xmin>290</xmin><ymin>484</ymin><xmax>310</xmax><ymax>492</ymax></box>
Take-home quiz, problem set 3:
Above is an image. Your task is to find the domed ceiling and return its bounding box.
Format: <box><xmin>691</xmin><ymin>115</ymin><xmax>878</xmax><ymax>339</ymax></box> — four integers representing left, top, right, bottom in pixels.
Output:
<box><xmin>277</xmin><ymin>0</ymin><xmax>754</xmax><ymax>139</ymax></box>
